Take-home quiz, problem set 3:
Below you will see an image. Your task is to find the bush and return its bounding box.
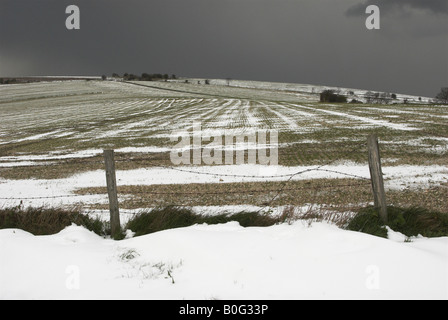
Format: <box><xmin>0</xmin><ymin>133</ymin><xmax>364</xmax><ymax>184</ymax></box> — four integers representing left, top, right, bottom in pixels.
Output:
<box><xmin>320</xmin><ymin>90</ymin><xmax>347</xmax><ymax>103</ymax></box>
<box><xmin>435</xmin><ymin>87</ymin><xmax>448</xmax><ymax>104</ymax></box>
<box><xmin>125</xmin><ymin>206</ymin><xmax>200</xmax><ymax>236</ymax></box>
<box><xmin>0</xmin><ymin>206</ymin><xmax>105</xmax><ymax>236</ymax></box>
<box><xmin>346</xmin><ymin>206</ymin><xmax>448</xmax><ymax>238</ymax></box>
<box><xmin>124</xmin><ymin>206</ymin><xmax>278</xmax><ymax>237</ymax></box>
<box><xmin>228</xmin><ymin>211</ymin><xmax>277</xmax><ymax>227</ymax></box>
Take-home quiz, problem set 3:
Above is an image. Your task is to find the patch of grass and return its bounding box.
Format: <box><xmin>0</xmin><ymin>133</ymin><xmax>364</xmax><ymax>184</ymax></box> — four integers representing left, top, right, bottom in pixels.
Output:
<box><xmin>277</xmin><ymin>205</ymin><xmax>355</xmax><ymax>228</ymax></box>
<box><xmin>346</xmin><ymin>206</ymin><xmax>448</xmax><ymax>238</ymax></box>
<box><xmin>0</xmin><ymin>206</ymin><xmax>106</xmax><ymax>236</ymax></box>
<box><xmin>77</xmin><ymin>179</ymin><xmax>374</xmax><ymax>210</ymax></box>
<box><xmin>0</xmin><ymin>152</ymin><xmax>173</xmax><ymax>180</ymax></box>
<box><xmin>0</xmin><ymin>160</ymin><xmax>104</xmax><ymax>180</ymax></box>
<box><xmin>345</xmin><ymin>207</ymin><xmax>389</xmax><ymax>238</ymax></box>
<box><xmin>227</xmin><ymin>210</ymin><xmax>277</xmax><ymax>227</ymax></box>
<box><xmin>124</xmin><ymin>206</ymin><xmax>278</xmax><ymax>237</ymax></box>
<box><xmin>125</xmin><ymin>206</ymin><xmax>199</xmax><ymax>237</ymax></box>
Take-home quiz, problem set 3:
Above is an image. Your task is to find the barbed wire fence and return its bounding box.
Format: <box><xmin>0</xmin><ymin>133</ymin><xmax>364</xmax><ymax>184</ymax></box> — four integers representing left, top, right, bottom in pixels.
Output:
<box><xmin>0</xmin><ymin>136</ymin><xmax>386</xmax><ymax>232</ymax></box>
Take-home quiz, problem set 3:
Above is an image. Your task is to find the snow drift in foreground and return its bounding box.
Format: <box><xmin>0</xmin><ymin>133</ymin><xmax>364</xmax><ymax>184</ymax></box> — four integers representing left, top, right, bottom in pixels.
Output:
<box><xmin>1</xmin><ymin>222</ymin><xmax>447</xmax><ymax>300</ymax></box>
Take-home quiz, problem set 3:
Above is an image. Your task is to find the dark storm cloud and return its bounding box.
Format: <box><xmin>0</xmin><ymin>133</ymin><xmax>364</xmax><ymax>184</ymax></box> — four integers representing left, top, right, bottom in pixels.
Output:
<box><xmin>346</xmin><ymin>0</ymin><xmax>448</xmax><ymax>16</ymax></box>
<box><xmin>1</xmin><ymin>0</ymin><xmax>447</xmax><ymax>97</ymax></box>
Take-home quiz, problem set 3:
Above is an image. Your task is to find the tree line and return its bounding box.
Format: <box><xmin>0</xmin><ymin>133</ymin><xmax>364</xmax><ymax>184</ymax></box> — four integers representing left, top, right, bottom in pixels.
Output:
<box><xmin>111</xmin><ymin>73</ymin><xmax>177</xmax><ymax>81</ymax></box>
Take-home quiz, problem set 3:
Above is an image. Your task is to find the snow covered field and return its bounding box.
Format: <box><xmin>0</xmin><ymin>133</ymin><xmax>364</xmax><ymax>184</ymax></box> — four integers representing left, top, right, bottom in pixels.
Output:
<box><xmin>0</xmin><ymin>80</ymin><xmax>446</xmax><ymax>208</ymax></box>
<box><xmin>0</xmin><ymin>79</ymin><xmax>446</xmax><ymax>209</ymax></box>
<box><xmin>1</xmin><ymin>80</ymin><xmax>446</xmax><ymax>148</ymax></box>
<box><xmin>0</xmin><ymin>79</ymin><xmax>447</xmax><ymax>300</ymax></box>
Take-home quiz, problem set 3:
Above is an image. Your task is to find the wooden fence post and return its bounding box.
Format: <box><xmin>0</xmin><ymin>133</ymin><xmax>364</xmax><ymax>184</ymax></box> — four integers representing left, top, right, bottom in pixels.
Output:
<box><xmin>103</xmin><ymin>149</ymin><xmax>121</xmax><ymax>238</ymax></box>
<box><xmin>367</xmin><ymin>134</ymin><xmax>388</xmax><ymax>223</ymax></box>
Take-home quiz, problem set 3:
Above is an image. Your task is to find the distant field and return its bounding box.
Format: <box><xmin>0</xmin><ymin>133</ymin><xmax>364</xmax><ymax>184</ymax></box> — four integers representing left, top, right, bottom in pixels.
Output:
<box><xmin>0</xmin><ymin>80</ymin><xmax>447</xmax><ymax>214</ymax></box>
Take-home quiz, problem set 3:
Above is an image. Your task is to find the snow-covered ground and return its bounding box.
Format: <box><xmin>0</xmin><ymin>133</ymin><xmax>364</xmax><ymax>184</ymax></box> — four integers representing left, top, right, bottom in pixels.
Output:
<box><xmin>1</xmin><ymin>80</ymin><xmax>446</xmax><ymax>211</ymax></box>
<box><xmin>1</xmin><ymin>222</ymin><xmax>447</xmax><ymax>299</ymax></box>
<box><xmin>1</xmin><ymin>80</ymin><xmax>447</xmax><ymax>300</ymax></box>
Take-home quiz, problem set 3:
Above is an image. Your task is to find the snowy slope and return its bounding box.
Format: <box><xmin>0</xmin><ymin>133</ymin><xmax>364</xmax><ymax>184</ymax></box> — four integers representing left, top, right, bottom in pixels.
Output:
<box><xmin>1</xmin><ymin>222</ymin><xmax>447</xmax><ymax>300</ymax></box>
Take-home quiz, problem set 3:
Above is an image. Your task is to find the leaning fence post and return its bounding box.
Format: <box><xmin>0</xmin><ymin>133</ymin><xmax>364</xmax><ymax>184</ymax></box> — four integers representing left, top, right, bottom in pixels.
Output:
<box><xmin>367</xmin><ymin>134</ymin><xmax>388</xmax><ymax>223</ymax></box>
<box><xmin>103</xmin><ymin>149</ymin><xmax>121</xmax><ymax>238</ymax></box>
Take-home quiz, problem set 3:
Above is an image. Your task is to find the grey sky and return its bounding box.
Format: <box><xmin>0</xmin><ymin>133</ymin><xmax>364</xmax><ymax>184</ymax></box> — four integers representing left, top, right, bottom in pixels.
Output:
<box><xmin>346</xmin><ymin>0</ymin><xmax>448</xmax><ymax>16</ymax></box>
<box><xmin>1</xmin><ymin>0</ymin><xmax>447</xmax><ymax>97</ymax></box>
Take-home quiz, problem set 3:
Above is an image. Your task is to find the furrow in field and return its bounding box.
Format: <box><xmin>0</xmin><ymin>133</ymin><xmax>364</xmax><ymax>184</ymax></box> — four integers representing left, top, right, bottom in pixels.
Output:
<box><xmin>243</xmin><ymin>101</ymin><xmax>261</xmax><ymax>128</ymax></box>
<box><xmin>258</xmin><ymin>102</ymin><xmax>299</xmax><ymax>131</ymax></box>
